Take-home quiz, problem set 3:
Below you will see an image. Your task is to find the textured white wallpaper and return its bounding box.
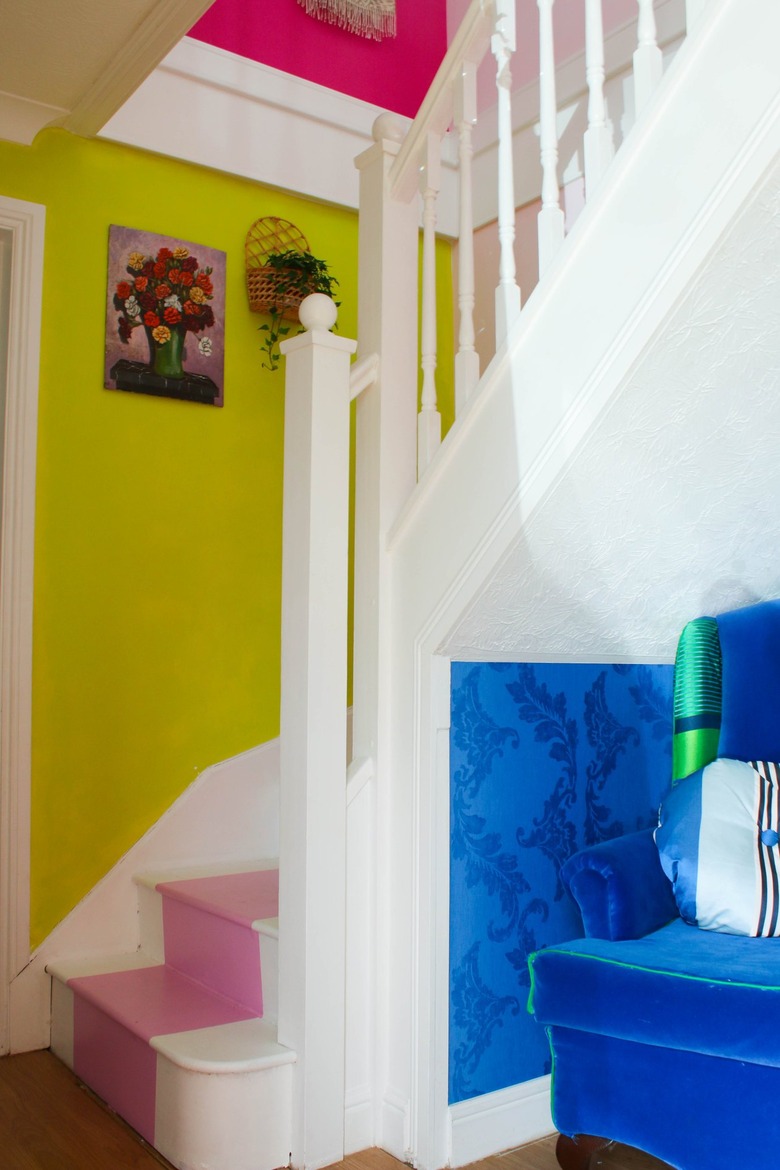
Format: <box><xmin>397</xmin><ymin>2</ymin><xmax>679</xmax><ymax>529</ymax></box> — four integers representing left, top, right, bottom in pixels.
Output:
<box><xmin>445</xmin><ymin>159</ymin><xmax>780</xmax><ymax>662</ymax></box>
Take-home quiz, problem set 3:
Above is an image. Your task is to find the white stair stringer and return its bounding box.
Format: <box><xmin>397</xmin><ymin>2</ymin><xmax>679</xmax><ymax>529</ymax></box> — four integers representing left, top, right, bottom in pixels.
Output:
<box><xmin>377</xmin><ymin>2</ymin><xmax>780</xmax><ymax>1167</ymax></box>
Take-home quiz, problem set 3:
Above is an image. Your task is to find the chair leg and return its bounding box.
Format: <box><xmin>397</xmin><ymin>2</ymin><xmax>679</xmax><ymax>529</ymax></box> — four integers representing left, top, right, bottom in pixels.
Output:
<box><xmin>555</xmin><ymin>1133</ymin><xmax>612</xmax><ymax>1169</ymax></box>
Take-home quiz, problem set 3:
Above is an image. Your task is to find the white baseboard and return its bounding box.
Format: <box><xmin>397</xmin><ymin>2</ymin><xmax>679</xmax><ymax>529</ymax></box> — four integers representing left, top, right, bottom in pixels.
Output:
<box><xmin>345</xmin><ymin>1086</ymin><xmax>374</xmax><ymax>1155</ymax></box>
<box><xmin>448</xmin><ymin>1078</ymin><xmax>554</xmax><ymax>1168</ymax></box>
<box><xmin>381</xmin><ymin>1088</ymin><xmax>411</xmax><ymax>1162</ymax></box>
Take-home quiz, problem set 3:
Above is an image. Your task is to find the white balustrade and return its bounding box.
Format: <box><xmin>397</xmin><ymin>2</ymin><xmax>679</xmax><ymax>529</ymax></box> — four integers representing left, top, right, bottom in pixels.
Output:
<box><xmin>418</xmin><ymin>132</ymin><xmax>443</xmax><ymax>478</ymax></box>
<box><xmin>493</xmin><ymin>0</ymin><xmax>522</xmax><ymax>347</ymax></box>
<box><xmin>584</xmin><ymin>0</ymin><xmax>614</xmax><ymax>196</ymax></box>
<box><xmin>633</xmin><ymin>0</ymin><xmax>663</xmax><ymax>116</ymax></box>
<box><xmin>455</xmin><ymin>61</ymin><xmax>480</xmax><ymax>414</ymax></box>
<box><xmin>537</xmin><ymin>0</ymin><xmax>565</xmax><ymax>276</ymax></box>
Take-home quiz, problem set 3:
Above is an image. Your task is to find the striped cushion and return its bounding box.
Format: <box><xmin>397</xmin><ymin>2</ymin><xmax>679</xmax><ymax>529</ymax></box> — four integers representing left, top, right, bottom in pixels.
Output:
<box><xmin>655</xmin><ymin>758</ymin><xmax>780</xmax><ymax>936</ymax></box>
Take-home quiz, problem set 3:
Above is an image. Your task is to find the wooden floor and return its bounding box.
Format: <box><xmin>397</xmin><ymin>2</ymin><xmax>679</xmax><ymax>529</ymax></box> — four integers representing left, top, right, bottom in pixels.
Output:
<box><xmin>0</xmin><ymin>1050</ymin><xmax>670</xmax><ymax>1170</ymax></box>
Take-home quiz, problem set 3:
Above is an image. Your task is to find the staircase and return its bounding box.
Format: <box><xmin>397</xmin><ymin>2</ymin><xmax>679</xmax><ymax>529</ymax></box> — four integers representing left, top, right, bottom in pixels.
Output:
<box><xmin>47</xmin><ymin>864</ymin><xmax>294</xmax><ymax>1170</ymax></box>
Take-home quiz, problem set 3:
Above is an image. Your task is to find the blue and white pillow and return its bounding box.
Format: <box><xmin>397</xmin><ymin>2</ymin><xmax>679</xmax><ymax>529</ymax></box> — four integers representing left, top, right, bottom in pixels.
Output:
<box><xmin>655</xmin><ymin>758</ymin><xmax>780</xmax><ymax>936</ymax></box>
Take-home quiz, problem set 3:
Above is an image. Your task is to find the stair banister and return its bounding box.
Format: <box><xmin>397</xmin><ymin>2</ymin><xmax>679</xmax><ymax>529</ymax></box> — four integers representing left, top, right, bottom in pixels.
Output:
<box><xmin>419</xmin><ymin>131</ymin><xmax>443</xmax><ymax>477</ymax></box>
<box><xmin>454</xmin><ymin>61</ymin><xmax>480</xmax><ymax>413</ymax></box>
<box><xmin>492</xmin><ymin>0</ymin><xmax>522</xmax><ymax>346</ymax></box>
<box><xmin>388</xmin><ymin>0</ymin><xmax>496</xmax><ymax>202</ymax></box>
<box><xmin>537</xmin><ymin>0</ymin><xmax>565</xmax><ymax>277</ymax></box>
<box><xmin>584</xmin><ymin>0</ymin><xmax>614</xmax><ymax>196</ymax></box>
<box><xmin>278</xmin><ymin>293</ymin><xmax>357</xmax><ymax>1170</ymax></box>
<box><xmin>633</xmin><ymin>0</ymin><xmax>663</xmax><ymax>116</ymax></box>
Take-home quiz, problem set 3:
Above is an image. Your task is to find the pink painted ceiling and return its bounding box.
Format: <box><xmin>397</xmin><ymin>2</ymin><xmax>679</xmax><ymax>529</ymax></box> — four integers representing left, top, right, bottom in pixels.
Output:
<box><xmin>188</xmin><ymin>0</ymin><xmax>447</xmax><ymax>119</ymax></box>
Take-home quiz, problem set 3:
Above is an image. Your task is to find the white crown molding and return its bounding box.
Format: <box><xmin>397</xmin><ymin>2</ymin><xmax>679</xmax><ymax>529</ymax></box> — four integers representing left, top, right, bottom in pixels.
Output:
<box><xmin>0</xmin><ymin>194</ymin><xmax>45</xmax><ymax>1055</ymax></box>
<box><xmin>100</xmin><ymin>38</ymin><xmax>412</xmax><ymax>217</ymax></box>
<box><xmin>0</xmin><ymin>91</ymin><xmax>68</xmax><ymax>148</ymax></box>
<box><xmin>64</xmin><ymin>0</ymin><xmax>215</xmax><ymax>138</ymax></box>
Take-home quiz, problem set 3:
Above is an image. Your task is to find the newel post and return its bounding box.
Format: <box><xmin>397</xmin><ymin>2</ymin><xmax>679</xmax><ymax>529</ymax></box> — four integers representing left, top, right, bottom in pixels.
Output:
<box><xmin>277</xmin><ymin>294</ymin><xmax>357</xmax><ymax>1170</ymax></box>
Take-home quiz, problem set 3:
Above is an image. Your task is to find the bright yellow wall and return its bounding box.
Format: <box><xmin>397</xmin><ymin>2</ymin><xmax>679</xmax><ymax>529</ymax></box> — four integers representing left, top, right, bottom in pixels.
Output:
<box><xmin>0</xmin><ymin>128</ymin><xmax>454</xmax><ymax>948</ymax></box>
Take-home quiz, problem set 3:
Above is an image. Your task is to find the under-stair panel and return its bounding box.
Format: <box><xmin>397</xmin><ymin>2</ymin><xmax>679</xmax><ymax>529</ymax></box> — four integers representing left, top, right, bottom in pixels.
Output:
<box><xmin>47</xmin><ymin>864</ymin><xmax>293</xmax><ymax>1170</ymax></box>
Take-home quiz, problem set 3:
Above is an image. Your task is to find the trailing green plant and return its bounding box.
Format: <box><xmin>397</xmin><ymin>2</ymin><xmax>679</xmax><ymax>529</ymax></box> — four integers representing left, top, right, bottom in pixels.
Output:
<box><xmin>258</xmin><ymin>250</ymin><xmax>340</xmax><ymax>371</ymax></box>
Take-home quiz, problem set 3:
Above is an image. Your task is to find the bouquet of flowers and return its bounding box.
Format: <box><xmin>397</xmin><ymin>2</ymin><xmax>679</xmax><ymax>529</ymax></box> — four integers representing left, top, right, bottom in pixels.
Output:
<box><xmin>113</xmin><ymin>244</ymin><xmax>216</xmax><ymax>364</ymax></box>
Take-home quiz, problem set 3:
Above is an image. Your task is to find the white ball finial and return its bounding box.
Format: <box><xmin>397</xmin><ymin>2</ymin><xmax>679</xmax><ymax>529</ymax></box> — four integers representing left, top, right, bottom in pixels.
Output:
<box><xmin>372</xmin><ymin>113</ymin><xmax>405</xmax><ymax>144</ymax></box>
<box><xmin>299</xmin><ymin>292</ymin><xmax>338</xmax><ymax>333</ymax></box>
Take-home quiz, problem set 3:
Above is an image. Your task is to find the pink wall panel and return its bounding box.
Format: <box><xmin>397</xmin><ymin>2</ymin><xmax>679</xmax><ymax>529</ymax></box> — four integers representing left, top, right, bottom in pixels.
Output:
<box><xmin>188</xmin><ymin>0</ymin><xmax>448</xmax><ymax>118</ymax></box>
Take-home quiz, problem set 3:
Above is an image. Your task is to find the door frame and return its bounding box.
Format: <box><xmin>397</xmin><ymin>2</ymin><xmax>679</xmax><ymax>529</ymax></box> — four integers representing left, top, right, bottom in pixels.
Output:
<box><xmin>0</xmin><ymin>194</ymin><xmax>44</xmax><ymax>1055</ymax></box>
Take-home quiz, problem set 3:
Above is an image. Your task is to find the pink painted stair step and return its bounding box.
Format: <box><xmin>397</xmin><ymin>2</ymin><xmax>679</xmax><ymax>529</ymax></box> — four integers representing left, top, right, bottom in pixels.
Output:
<box><xmin>156</xmin><ymin>868</ymin><xmax>279</xmax><ymax>1015</ymax></box>
<box><xmin>69</xmin><ymin>964</ymin><xmax>258</xmax><ymax>1144</ymax></box>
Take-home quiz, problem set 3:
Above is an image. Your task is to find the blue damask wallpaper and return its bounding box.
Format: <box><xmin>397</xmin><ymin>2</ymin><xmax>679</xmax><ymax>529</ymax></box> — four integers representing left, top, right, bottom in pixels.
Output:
<box><xmin>449</xmin><ymin>661</ymin><xmax>674</xmax><ymax>1103</ymax></box>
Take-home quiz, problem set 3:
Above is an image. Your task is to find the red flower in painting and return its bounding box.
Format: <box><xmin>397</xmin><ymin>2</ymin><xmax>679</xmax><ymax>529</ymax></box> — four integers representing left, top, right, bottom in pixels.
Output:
<box><xmin>114</xmin><ymin>238</ymin><xmax>218</xmax><ymax>363</ymax></box>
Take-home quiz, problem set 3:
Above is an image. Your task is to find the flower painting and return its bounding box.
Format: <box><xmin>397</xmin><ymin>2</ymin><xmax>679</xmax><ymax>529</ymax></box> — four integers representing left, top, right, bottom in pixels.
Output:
<box><xmin>105</xmin><ymin>226</ymin><xmax>226</xmax><ymax>406</ymax></box>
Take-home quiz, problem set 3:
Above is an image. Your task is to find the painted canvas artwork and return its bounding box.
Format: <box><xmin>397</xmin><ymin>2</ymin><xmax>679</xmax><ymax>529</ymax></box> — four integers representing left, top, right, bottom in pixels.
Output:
<box><xmin>105</xmin><ymin>225</ymin><xmax>226</xmax><ymax>406</ymax></box>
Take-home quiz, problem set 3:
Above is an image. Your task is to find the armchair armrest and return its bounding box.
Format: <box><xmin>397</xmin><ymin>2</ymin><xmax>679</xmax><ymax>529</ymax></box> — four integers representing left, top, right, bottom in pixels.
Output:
<box><xmin>562</xmin><ymin>828</ymin><xmax>678</xmax><ymax>941</ymax></box>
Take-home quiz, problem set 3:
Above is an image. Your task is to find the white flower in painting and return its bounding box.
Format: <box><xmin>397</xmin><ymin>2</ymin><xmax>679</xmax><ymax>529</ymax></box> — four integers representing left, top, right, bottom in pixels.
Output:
<box><xmin>124</xmin><ymin>295</ymin><xmax>141</xmax><ymax>320</ymax></box>
<box><xmin>198</xmin><ymin>337</ymin><xmax>213</xmax><ymax>357</ymax></box>
<box><xmin>164</xmin><ymin>294</ymin><xmax>183</xmax><ymax>312</ymax></box>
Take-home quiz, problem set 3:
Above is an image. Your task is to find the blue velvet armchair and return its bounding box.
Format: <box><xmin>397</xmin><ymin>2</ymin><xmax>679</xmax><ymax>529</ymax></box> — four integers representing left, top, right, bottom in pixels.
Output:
<box><xmin>528</xmin><ymin>600</ymin><xmax>780</xmax><ymax>1170</ymax></box>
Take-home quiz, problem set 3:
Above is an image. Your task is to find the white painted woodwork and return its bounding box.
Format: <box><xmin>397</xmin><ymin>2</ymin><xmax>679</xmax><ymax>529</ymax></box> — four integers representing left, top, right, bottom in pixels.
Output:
<box><xmin>634</xmin><ymin>0</ymin><xmax>664</xmax><ymax>116</ymax></box>
<box><xmin>373</xmin><ymin>5</ymin><xmax>779</xmax><ymax>1169</ymax></box>
<box><xmin>102</xmin><ymin>40</ymin><xmax>413</xmax><ymax>223</ymax></box>
<box><xmin>0</xmin><ymin>196</ymin><xmax>44</xmax><ymax>1058</ymax></box>
<box><xmin>492</xmin><ymin>0</ymin><xmax>522</xmax><ymax>346</ymax></box>
<box><xmin>686</xmin><ymin>0</ymin><xmax>707</xmax><ymax>30</ymax></box>
<box><xmin>536</xmin><ymin>0</ymin><xmax>565</xmax><ymax>276</ymax></box>
<box><xmin>278</xmin><ymin>297</ymin><xmax>356</xmax><ymax>1170</ymax></box>
<box><xmin>583</xmin><ymin>0</ymin><xmax>615</xmax><ymax>196</ymax></box>
<box><xmin>388</xmin><ymin>0</ymin><xmax>494</xmax><ymax>205</ymax></box>
<box><xmin>419</xmin><ymin>133</ymin><xmax>443</xmax><ymax>478</ymax></box>
<box><xmin>455</xmin><ymin>62</ymin><xmax>480</xmax><ymax>413</ymax></box>
<box><xmin>349</xmin><ymin>352</ymin><xmax>380</xmax><ymax>401</ymax></box>
<box><xmin>353</xmin><ymin>117</ymin><xmax>420</xmax><ymax>1160</ymax></box>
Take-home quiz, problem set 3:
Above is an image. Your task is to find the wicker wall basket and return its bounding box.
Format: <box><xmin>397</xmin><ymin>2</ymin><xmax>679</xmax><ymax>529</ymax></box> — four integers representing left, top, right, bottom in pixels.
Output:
<box><xmin>246</xmin><ymin>217</ymin><xmax>314</xmax><ymax>321</ymax></box>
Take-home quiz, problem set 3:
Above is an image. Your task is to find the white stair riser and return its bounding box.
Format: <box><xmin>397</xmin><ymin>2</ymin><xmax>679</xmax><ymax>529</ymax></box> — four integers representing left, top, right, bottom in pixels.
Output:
<box><xmin>155</xmin><ymin>1057</ymin><xmax>293</xmax><ymax>1170</ymax></box>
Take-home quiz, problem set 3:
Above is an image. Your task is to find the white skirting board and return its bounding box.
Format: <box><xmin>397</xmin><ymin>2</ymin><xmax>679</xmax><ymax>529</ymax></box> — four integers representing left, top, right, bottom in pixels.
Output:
<box><xmin>448</xmin><ymin>1077</ymin><xmax>554</xmax><ymax>1167</ymax></box>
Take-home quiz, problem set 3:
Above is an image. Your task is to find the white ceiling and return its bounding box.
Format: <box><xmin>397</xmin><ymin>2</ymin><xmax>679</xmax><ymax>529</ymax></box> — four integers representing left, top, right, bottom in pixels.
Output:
<box><xmin>0</xmin><ymin>0</ymin><xmax>214</xmax><ymax>146</ymax></box>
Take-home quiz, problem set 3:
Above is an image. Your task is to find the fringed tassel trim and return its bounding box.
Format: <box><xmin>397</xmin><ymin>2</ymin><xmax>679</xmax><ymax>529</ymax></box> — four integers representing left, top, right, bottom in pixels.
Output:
<box><xmin>297</xmin><ymin>0</ymin><xmax>396</xmax><ymax>41</ymax></box>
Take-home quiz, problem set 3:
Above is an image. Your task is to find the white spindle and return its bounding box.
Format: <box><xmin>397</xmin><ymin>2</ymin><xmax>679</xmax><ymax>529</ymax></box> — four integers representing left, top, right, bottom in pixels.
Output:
<box><xmin>537</xmin><ymin>0</ymin><xmax>565</xmax><ymax>276</ymax></box>
<box><xmin>455</xmin><ymin>62</ymin><xmax>480</xmax><ymax>414</ymax></box>
<box><xmin>633</xmin><ymin>0</ymin><xmax>663</xmax><ymax>117</ymax></box>
<box><xmin>583</xmin><ymin>0</ymin><xmax>614</xmax><ymax>197</ymax></box>
<box><xmin>493</xmin><ymin>0</ymin><xmax>521</xmax><ymax>347</ymax></box>
<box><xmin>418</xmin><ymin>132</ymin><xmax>442</xmax><ymax>478</ymax></box>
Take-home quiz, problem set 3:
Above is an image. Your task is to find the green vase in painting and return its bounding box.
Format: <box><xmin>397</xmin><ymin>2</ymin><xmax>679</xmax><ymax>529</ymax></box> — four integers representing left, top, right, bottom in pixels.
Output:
<box><xmin>152</xmin><ymin>328</ymin><xmax>186</xmax><ymax>379</ymax></box>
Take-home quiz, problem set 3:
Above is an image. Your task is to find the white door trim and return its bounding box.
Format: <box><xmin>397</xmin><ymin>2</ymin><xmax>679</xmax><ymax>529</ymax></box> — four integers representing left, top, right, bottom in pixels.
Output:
<box><xmin>0</xmin><ymin>194</ymin><xmax>44</xmax><ymax>1055</ymax></box>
